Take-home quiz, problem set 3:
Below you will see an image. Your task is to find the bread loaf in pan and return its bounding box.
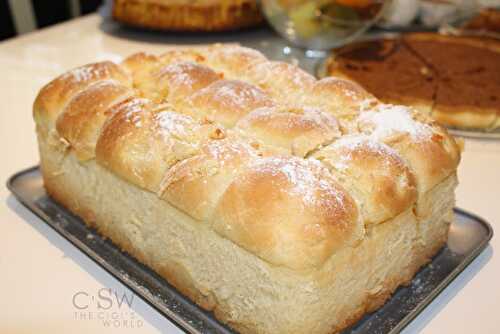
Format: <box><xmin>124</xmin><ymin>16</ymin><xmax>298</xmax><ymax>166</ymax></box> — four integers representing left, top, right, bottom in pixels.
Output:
<box><xmin>33</xmin><ymin>45</ymin><xmax>461</xmax><ymax>333</ymax></box>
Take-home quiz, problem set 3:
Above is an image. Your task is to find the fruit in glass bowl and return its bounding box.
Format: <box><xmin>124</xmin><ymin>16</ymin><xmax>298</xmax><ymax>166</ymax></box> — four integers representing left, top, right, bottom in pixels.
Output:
<box><xmin>261</xmin><ymin>0</ymin><xmax>391</xmax><ymax>49</ymax></box>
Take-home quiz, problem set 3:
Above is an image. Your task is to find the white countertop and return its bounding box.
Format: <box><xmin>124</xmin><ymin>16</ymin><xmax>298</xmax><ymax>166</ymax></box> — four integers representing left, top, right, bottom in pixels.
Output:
<box><xmin>1</xmin><ymin>14</ymin><xmax>498</xmax><ymax>334</ymax></box>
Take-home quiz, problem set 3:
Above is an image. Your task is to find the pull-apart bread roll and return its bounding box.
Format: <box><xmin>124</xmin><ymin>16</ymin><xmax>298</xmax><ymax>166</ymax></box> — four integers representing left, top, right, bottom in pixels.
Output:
<box><xmin>33</xmin><ymin>45</ymin><xmax>460</xmax><ymax>334</ymax></box>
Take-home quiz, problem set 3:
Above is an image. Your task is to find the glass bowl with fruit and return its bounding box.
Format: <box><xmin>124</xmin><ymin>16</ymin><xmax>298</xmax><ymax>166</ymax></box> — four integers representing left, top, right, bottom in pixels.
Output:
<box><xmin>261</xmin><ymin>0</ymin><xmax>391</xmax><ymax>50</ymax></box>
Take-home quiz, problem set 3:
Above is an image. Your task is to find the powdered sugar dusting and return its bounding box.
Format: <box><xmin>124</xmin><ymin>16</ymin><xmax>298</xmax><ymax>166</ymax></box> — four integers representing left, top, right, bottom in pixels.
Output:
<box><xmin>300</xmin><ymin>106</ymin><xmax>340</xmax><ymax>133</ymax></box>
<box><xmin>251</xmin><ymin>62</ymin><xmax>314</xmax><ymax>90</ymax></box>
<box><xmin>62</xmin><ymin>63</ymin><xmax>110</xmax><ymax>83</ymax></box>
<box><xmin>158</xmin><ymin>62</ymin><xmax>216</xmax><ymax>92</ymax></box>
<box><xmin>122</xmin><ymin>98</ymin><xmax>150</xmax><ymax>128</ymax></box>
<box><xmin>213</xmin><ymin>80</ymin><xmax>270</xmax><ymax>109</ymax></box>
<box><xmin>253</xmin><ymin>157</ymin><xmax>347</xmax><ymax>209</ymax></box>
<box><xmin>358</xmin><ymin>105</ymin><xmax>432</xmax><ymax>140</ymax></box>
<box><xmin>155</xmin><ymin>111</ymin><xmax>195</xmax><ymax>138</ymax></box>
<box><xmin>234</xmin><ymin>107</ymin><xmax>267</xmax><ymax>131</ymax></box>
<box><xmin>212</xmin><ymin>45</ymin><xmax>266</xmax><ymax>68</ymax></box>
<box><xmin>327</xmin><ymin>135</ymin><xmax>402</xmax><ymax>172</ymax></box>
<box><xmin>289</xmin><ymin>65</ymin><xmax>314</xmax><ymax>88</ymax></box>
<box><xmin>222</xmin><ymin>46</ymin><xmax>265</xmax><ymax>60</ymax></box>
<box><xmin>239</xmin><ymin>105</ymin><xmax>340</xmax><ymax>135</ymax></box>
<box><xmin>160</xmin><ymin>62</ymin><xmax>197</xmax><ymax>88</ymax></box>
<box><xmin>204</xmin><ymin>139</ymin><xmax>255</xmax><ymax>167</ymax></box>
<box><xmin>332</xmin><ymin>135</ymin><xmax>392</xmax><ymax>154</ymax></box>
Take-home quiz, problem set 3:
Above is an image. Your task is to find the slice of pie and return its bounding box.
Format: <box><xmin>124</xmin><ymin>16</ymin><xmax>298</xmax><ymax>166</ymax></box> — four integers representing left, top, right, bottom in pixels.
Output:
<box><xmin>326</xmin><ymin>33</ymin><xmax>500</xmax><ymax>129</ymax></box>
<box><xmin>463</xmin><ymin>8</ymin><xmax>500</xmax><ymax>33</ymax></box>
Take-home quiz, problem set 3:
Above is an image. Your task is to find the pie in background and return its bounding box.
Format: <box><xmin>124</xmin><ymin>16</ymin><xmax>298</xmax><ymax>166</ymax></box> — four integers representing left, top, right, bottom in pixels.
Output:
<box><xmin>326</xmin><ymin>33</ymin><xmax>500</xmax><ymax>129</ymax></box>
<box><xmin>463</xmin><ymin>7</ymin><xmax>500</xmax><ymax>33</ymax></box>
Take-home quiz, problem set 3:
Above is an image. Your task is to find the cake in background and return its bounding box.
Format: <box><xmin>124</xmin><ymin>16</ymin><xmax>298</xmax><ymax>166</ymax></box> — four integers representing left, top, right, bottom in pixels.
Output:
<box><xmin>112</xmin><ymin>0</ymin><xmax>263</xmax><ymax>31</ymax></box>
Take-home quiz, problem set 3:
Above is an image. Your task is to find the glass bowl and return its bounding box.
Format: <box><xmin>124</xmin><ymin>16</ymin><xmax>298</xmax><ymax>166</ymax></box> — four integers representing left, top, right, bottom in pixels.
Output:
<box><xmin>261</xmin><ymin>0</ymin><xmax>392</xmax><ymax>50</ymax></box>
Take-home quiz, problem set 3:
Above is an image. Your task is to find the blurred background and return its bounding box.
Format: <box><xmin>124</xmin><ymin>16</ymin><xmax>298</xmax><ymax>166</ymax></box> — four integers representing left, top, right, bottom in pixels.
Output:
<box><xmin>3</xmin><ymin>0</ymin><xmax>499</xmax><ymax>46</ymax></box>
<box><xmin>0</xmin><ymin>0</ymin><xmax>103</xmax><ymax>41</ymax></box>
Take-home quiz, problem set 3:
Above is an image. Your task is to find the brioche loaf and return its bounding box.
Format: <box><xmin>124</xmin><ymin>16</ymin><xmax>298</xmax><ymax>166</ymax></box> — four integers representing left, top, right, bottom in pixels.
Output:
<box><xmin>33</xmin><ymin>45</ymin><xmax>460</xmax><ymax>333</ymax></box>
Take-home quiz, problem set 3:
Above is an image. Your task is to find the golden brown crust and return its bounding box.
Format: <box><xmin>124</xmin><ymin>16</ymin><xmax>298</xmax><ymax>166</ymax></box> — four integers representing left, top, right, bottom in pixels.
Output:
<box><xmin>33</xmin><ymin>61</ymin><xmax>131</xmax><ymax>136</ymax></box>
<box><xmin>95</xmin><ymin>98</ymin><xmax>221</xmax><ymax>192</ymax></box>
<box><xmin>314</xmin><ymin>135</ymin><xmax>417</xmax><ymax>225</ymax></box>
<box><xmin>143</xmin><ymin>61</ymin><xmax>222</xmax><ymax>103</ymax></box>
<box><xmin>112</xmin><ymin>0</ymin><xmax>264</xmax><ymax>32</ymax></box>
<box><xmin>212</xmin><ymin>156</ymin><xmax>363</xmax><ymax>270</ymax></box>
<box><xmin>199</xmin><ymin>45</ymin><xmax>267</xmax><ymax>75</ymax></box>
<box><xmin>244</xmin><ymin>61</ymin><xmax>316</xmax><ymax>102</ymax></box>
<box><xmin>121</xmin><ymin>52</ymin><xmax>160</xmax><ymax>74</ymax></box>
<box><xmin>159</xmin><ymin>138</ymin><xmax>260</xmax><ymax>221</ymax></box>
<box><xmin>235</xmin><ymin>105</ymin><xmax>341</xmax><ymax>157</ymax></box>
<box><xmin>311</xmin><ymin>77</ymin><xmax>377</xmax><ymax>120</ymax></box>
<box><xmin>184</xmin><ymin>79</ymin><xmax>275</xmax><ymax>127</ymax></box>
<box><xmin>56</xmin><ymin>81</ymin><xmax>133</xmax><ymax>161</ymax></box>
<box><xmin>356</xmin><ymin>105</ymin><xmax>460</xmax><ymax>199</ymax></box>
<box><xmin>121</xmin><ymin>52</ymin><xmax>162</xmax><ymax>91</ymax></box>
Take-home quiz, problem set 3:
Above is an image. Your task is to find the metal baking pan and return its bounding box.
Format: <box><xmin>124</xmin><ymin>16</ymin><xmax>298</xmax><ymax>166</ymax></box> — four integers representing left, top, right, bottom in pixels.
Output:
<box><xmin>7</xmin><ymin>166</ymin><xmax>493</xmax><ymax>334</ymax></box>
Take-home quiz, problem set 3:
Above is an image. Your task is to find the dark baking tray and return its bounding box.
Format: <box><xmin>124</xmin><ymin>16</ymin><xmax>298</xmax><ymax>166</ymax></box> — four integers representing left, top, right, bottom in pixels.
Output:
<box><xmin>7</xmin><ymin>166</ymin><xmax>493</xmax><ymax>334</ymax></box>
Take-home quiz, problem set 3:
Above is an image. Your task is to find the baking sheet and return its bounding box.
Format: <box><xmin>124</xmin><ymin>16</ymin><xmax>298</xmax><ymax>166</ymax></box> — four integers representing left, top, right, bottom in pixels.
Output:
<box><xmin>7</xmin><ymin>166</ymin><xmax>493</xmax><ymax>334</ymax></box>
